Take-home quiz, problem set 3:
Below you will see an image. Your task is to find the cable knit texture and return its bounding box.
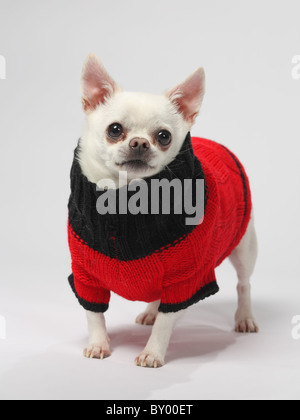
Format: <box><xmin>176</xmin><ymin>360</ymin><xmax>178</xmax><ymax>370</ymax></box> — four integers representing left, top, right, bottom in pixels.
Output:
<box><xmin>68</xmin><ymin>134</ymin><xmax>252</xmax><ymax>313</ymax></box>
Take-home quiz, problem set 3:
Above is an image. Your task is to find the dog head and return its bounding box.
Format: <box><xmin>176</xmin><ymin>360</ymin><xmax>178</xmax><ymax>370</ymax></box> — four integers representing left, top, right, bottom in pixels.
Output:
<box><xmin>79</xmin><ymin>54</ymin><xmax>205</xmax><ymax>184</ymax></box>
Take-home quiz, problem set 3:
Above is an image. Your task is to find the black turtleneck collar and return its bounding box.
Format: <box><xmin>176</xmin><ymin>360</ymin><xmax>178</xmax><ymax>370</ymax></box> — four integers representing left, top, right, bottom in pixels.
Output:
<box><xmin>68</xmin><ymin>132</ymin><xmax>206</xmax><ymax>261</ymax></box>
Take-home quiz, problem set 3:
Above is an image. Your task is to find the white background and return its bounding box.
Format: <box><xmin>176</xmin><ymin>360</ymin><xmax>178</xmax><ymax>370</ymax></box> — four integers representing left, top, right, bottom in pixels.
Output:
<box><xmin>0</xmin><ymin>0</ymin><xmax>300</xmax><ymax>400</ymax></box>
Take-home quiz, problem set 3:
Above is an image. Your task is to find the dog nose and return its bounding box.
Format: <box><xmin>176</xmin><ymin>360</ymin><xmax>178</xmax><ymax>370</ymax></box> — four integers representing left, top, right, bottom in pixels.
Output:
<box><xmin>129</xmin><ymin>138</ymin><xmax>150</xmax><ymax>152</ymax></box>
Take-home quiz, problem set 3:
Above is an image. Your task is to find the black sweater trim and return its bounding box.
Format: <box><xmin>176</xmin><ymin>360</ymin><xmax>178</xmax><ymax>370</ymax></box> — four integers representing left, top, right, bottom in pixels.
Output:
<box><xmin>216</xmin><ymin>145</ymin><xmax>250</xmax><ymax>266</ymax></box>
<box><xmin>68</xmin><ymin>274</ymin><xmax>109</xmax><ymax>313</ymax></box>
<box><xmin>158</xmin><ymin>281</ymin><xmax>220</xmax><ymax>313</ymax></box>
<box><xmin>220</xmin><ymin>145</ymin><xmax>249</xmax><ymax>218</ymax></box>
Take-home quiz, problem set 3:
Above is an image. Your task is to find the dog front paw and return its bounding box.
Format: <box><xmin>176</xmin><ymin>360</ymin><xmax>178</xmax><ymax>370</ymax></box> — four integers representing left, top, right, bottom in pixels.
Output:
<box><xmin>84</xmin><ymin>341</ymin><xmax>111</xmax><ymax>359</ymax></box>
<box><xmin>135</xmin><ymin>351</ymin><xmax>164</xmax><ymax>368</ymax></box>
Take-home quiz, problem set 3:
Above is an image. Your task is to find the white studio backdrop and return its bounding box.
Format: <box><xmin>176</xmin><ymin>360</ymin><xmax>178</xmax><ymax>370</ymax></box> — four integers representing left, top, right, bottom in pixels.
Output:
<box><xmin>0</xmin><ymin>0</ymin><xmax>299</xmax><ymax>400</ymax></box>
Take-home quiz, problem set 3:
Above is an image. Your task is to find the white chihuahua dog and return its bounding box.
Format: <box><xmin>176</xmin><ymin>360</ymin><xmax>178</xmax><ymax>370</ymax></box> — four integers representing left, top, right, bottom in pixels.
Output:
<box><xmin>68</xmin><ymin>54</ymin><xmax>258</xmax><ymax>368</ymax></box>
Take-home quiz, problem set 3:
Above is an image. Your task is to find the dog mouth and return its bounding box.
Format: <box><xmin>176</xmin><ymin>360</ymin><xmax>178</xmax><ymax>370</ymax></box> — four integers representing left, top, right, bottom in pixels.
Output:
<box><xmin>116</xmin><ymin>159</ymin><xmax>154</xmax><ymax>172</ymax></box>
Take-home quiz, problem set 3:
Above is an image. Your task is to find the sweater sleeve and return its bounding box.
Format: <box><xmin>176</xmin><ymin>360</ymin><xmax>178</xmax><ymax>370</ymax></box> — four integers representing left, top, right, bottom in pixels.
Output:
<box><xmin>158</xmin><ymin>269</ymin><xmax>219</xmax><ymax>313</ymax></box>
<box><xmin>68</xmin><ymin>223</ymin><xmax>111</xmax><ymax>312</ymax></box>
<box><xmin>68</xmin><ymin>273</ymin><xmax>110</xmax><ymax>313</ymax></box>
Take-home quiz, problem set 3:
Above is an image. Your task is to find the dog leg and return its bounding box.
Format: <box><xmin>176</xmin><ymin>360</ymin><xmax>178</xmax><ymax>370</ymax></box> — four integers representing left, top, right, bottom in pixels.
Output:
<box><xmin>229</xmin><ymin>215</ymin><xmax>259</xmax><ymax>333</ymax></box>
<box><xmin>84</xmin><ymin>310</ymin><xmax>111</xmax><ymax>359</ymax></box>
<box><xmin>136</xmin><ymin>300</ymin><xmax>160</xmax><ymax>326</ymax></box>
<box><xmin>135</xmin><ymin>310</ymin><xmax>183</xmax><ymax>367</ymax></box>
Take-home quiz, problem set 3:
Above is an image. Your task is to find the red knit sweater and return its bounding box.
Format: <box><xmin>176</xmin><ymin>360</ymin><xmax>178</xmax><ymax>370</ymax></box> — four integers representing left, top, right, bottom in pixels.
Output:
<box><xmin>68</xmin><ymin>136</ymin><xmax>252</xmax><ymax>313</ymax></box>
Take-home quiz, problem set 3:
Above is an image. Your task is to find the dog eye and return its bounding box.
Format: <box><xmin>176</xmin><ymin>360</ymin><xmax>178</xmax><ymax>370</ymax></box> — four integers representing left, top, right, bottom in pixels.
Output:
<box><xmin>156</xmin><ymin>130</ymin><xmax>172</xmax><ymax>146</ymax></box>
<box><xmin>107</xmin><ymin>123</ymin><xmax>124</xmax><ymax>139</ymax></box>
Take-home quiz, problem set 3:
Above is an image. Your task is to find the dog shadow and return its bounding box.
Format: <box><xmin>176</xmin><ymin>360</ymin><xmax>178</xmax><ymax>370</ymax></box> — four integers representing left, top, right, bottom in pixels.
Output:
<box><xmin>0</xmin><ymin>300</ymin><xmax>239</xmax><ymax>400</ymax></box>
<box><xmin>108</xmin><ymin>300</ymin><xmax>238</xmax><ymax>365</ymax></box>
<box><xmin>109</xmin><ymin>322</ymin><xmax>236</xmax><ymax>364</ymax></box>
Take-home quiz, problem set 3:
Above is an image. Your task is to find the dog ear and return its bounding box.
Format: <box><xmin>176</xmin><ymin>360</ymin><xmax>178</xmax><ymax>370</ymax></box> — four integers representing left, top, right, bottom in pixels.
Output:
<box><xmin>165</xmin><ymin>68</ymin><xmax>205</xmax><ymax>124</ymax></box>
<box><xmin>81</xmin><ymin>54</ymin><xmax>121</xmax><ymax>113</ymax></box>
